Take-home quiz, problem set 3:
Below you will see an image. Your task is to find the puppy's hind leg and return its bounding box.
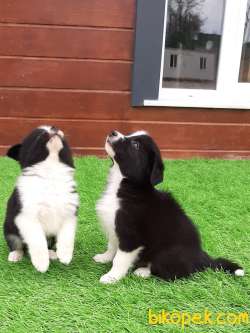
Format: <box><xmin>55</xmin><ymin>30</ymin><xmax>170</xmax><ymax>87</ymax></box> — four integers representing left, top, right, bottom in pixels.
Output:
<box><xmin>151</xmin><ymin>247</ymin><xmax>195</xmax><ymax>281</ymax></box>
<box><xmin>134</xmin><ymin>265</ymin><xmax>151</xmax><ymax>278</ymax></box>
<box><xmin>16</xmin><ymin>214</ymin><xmax>49</xmax><ymax>273</ymax></box>
<box><xmin>6</xmin><ymin>234</ymin><xmax>24</xmax><ymax>263</ymax></box>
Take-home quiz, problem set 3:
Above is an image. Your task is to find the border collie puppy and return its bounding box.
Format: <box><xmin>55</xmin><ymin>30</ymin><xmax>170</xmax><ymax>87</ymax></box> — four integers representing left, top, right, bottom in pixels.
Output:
<box><xmin>4</xmin><ymin>126</ymin><xmax>79</xmax><ymax>272</ymax></box>
<box><xmin>94</xmin><ymin>130</ymin><xmax>244</xmax><ymax>284</ymax></box>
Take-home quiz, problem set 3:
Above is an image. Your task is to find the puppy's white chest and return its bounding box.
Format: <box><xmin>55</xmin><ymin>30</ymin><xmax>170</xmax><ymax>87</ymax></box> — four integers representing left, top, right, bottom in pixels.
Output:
<box><xmin>96</xmin><ymin>192</ymin><xmax>119</xmax><ymax>235</ymax></box>
<box><xmin>17</xmin><ymin>161</ymin><xmax>78</xmax><ymax>236</ymax></box>
<box><xmin>37</xmin><ymin>182</ymin><xmax>76</xmax><ymax>234</ymax></box>
<box><xmin>96</xmin><ymin>164</ymin><xmax>123</xmax><ymax>236</ymax></box>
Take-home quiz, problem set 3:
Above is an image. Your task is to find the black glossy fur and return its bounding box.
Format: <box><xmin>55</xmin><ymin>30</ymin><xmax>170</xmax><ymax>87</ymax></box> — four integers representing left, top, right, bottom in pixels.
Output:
<box><xmin>4</xmin><ymin>188</ymin><xmax>23</xmax><ymax>251</ymax></box>
<box><xmin>111</xmin><ymin>132</ymin><xmax>243</xmax><ymax>280</ymax></box>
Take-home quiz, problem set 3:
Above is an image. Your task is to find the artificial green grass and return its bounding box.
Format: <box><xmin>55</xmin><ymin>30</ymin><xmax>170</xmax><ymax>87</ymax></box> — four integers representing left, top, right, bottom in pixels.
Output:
<box><xmin>0</xmin><ymin>157</ymin><xmax>249</xmax><ymax>333</ymax></box>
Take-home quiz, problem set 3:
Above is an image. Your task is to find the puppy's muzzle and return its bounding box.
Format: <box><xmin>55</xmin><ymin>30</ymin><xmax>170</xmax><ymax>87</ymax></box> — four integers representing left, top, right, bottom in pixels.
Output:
<box><xmin>107</xmin><ymin>130</ymin><xmax>124</xmax><ymax>145</ymax></box>
<box><xmin>49</xmin><ymin>126</ymin><xmax>64</xmax><ymax>139</ymax></box>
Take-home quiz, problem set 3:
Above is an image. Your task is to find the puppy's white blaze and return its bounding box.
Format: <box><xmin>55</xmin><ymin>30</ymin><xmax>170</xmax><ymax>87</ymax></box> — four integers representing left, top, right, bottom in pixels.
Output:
<box><xmin>235</xmin><ymin>269</ymin><xmax>244</xmax><ymax>277</ymax></box>
<box><xmin>126</xmin><ymin>130</ymin><xmax>148</xmax><ymax>138</ymax></box>
<box><xmin>46</xmin><ymin>136</ymin><xmax>63</xmax><ymax>156</ymax></box>
<box><xmin>38</xmin><ymin>125</ymin><xmax>51</xmax><ymax>132</ymax></box>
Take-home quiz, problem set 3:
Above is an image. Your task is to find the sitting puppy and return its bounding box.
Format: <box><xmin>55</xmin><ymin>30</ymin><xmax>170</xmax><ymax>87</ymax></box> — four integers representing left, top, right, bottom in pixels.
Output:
<box><xmin>4</xmin><ymin>126</ymin><xmax>79</xmax><ymax>272</ymax></box>
<box><xmin>94</xmin><ymin>130</ymin><xmax>244</xmax><ymax>284</ymax></box>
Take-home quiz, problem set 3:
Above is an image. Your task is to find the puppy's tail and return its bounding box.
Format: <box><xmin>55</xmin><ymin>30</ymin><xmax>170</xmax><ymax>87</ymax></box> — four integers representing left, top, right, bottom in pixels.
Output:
<box><xmin>208</xmin><ymin>256</ymin><xmax>244</xmax><ymax>277</ymax></box>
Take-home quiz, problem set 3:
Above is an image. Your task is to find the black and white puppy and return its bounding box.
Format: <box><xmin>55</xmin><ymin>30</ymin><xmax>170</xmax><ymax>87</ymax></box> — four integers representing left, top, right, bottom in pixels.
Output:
<box><xmin>94</xmin><ymin>130</ymin><xmax>244</xmax><ymax>284</ymax></box>
<box><xmin>4</xmin><ymin>126</ymin><xmax>79</xmax><ymax>272</ymax></box>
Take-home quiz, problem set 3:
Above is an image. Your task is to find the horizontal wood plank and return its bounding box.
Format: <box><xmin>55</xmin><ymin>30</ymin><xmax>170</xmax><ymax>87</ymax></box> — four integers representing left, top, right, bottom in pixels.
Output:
<box><xmin>0</xmin><ymin>0</ymin><xmax>135</xmax><ymax>29</ymax></box>
<box><xmin>159</xmin><ymin>150</ymin><xmax>250</xmax><ymax>159</ymax></box>
<box><xmin>1</xmin><ymin>145</ymin><xmax>249</xmax><ymax>159</ymax></box>
<box><xmin>0</xmin><ymin>89</ymin><xmax>130</xmax><ymax>119</ymax></box>
<box><xmin>0</xmin><ymin>25</ymin><xmax>133</xmax><ymax>60</ymax></box>
<box><xmin>0</xmin><ymin>58</ymin><xmax>131</xmax><ymax>90</ymax></box>
<box><xmin>1</xmin><ymin>89</ymin><xmax>250</xmax><ymax>124</ymax></box>
<box><xmin>0</xmin><ymin>118</ymin><xmax>250</xmax><ymax>151</ymax></box>
<box><xmin>72</xmin><ymin>148</ymin><xmax>250</xmax><ymax>159</ymax></box>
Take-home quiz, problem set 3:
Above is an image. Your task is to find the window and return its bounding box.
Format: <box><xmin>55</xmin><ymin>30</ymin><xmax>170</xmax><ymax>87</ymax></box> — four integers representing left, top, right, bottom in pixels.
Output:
<box><xmin>170</xmin><ymin>54</ymin><xmax>178</xmax><ymax>68</ymax></box>
<box><xmin>163</xmin><ymin>0</ymin><xmax>224</xmax><ymax>90</ymax></box>
<box><xmin>132</xmin><ymin>0</ymin><xmax>250</xmax><ymax>109</ymax></box>
<box><xmin>200</xmin><ymin>57</ymin><xmax>207</xmax><ymax>70</ymax></box>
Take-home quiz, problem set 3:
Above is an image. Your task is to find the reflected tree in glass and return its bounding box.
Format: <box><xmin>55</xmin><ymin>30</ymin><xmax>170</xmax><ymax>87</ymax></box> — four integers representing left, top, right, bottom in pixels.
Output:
<box><xmin>163</xmin><ymin>0</ymin><xmax>225</xmax><ymax>90</ymax></box>
<box><xmin>166</xmin><ymin>0</ymin><xmax>205</xmax><ymax>50</ymax></box>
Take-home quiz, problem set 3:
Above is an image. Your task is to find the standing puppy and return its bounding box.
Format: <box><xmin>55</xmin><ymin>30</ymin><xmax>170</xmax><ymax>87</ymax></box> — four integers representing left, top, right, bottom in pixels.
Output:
<box><xmin>94</xmin><ymin>130</ymin><xmax>244</xmax><ymax>284</ymax></box>
<box><xmin>4</xmin><ymin>126</ymin><xmax>79</xmax><ymax>272</ymax></box>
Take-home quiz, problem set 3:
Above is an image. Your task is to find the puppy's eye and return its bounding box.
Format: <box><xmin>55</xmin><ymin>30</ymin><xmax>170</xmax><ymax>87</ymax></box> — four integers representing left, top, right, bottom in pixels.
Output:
<box><xmin>131</xmin><ymin>140</ymin><xmax>139</xmax><ymax>150</ymax></box>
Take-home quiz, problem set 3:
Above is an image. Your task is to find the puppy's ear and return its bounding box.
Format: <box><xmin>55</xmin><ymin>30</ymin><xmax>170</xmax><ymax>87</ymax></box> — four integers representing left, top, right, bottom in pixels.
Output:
<box><xmin>150</xmin><ymin>149</ymin><xmax>164</xmax><ymax>186</ymax></box>
<box><xmin>7</xmin><ymin>144</ymin><xmax>22</xmax><ymax>161</ymax></box>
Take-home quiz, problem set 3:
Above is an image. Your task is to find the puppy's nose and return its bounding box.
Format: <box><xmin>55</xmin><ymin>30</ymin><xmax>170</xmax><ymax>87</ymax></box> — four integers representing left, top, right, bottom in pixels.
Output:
<box><xmin>110</xmin><ymin>130</ymin><xmax>118</xmax><ymax>137</ymax></box>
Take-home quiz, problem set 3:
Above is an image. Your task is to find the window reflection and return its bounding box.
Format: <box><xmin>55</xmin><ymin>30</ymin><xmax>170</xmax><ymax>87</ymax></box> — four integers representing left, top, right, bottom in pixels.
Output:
<box><xmin>162</xmin><ymin>0</ymin><xmax>225</xmax><ymax>90</ymax></box>
<box><xmin>239</xmin><ymin>0</ymin><xmax>250</xmax><ymax>82</ymax></box>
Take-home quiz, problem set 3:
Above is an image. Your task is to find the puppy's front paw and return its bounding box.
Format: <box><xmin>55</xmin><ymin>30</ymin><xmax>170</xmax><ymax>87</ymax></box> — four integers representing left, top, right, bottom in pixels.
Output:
<box><xmin>100</xmin><ymin>273</ymin><xmax>119</xmax><ymax>284</ymax></box>
<box><xmin>31</xmin><ymin>254</ymin><xmax>49</xmax><ymax>273</ymax></box>
<box><xmin>8</xmin><ymin>250</ymin><xmax>23</xmax><ymax>262</ymax></box>
<box><xmin>57</xmin><ymin>248</ymin><xmax>73</xmax><ymax>265</ymax></box>
<box><xmin>93</xmin><ymin>253</ymin><xmax>113</xmax><ymax>264</ymax></box>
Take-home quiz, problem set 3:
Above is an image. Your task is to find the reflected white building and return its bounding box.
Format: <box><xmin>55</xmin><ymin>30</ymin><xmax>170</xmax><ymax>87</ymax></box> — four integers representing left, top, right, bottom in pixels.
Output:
<box><xmin>163</xmin><ymin>48</ymin><xmax>216</xmax><ymax>83</ymax></box>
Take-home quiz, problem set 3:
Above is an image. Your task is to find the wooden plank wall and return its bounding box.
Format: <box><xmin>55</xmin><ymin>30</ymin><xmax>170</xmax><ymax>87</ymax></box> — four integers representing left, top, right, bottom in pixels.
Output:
<box><xmin>0</xmin><ymin>0</ymin><xmax>250</xmax><ymax>158</ymax></box>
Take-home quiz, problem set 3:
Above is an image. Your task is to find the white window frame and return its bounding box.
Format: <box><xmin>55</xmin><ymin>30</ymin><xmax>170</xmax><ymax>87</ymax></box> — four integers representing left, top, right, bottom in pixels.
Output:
<box><xmin>144</xmin><ymin>0</ymin><xmax>250</xmax><ymax>109</ymax></box>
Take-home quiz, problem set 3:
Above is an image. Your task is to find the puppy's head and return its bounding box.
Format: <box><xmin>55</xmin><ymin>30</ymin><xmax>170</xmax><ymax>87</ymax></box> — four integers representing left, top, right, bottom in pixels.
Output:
<box><xmin>7</xmin><ymin>125</ymin><xmax>74</xmax><ymax>168</ymax></box>
<box><xmin>105</xmin><ymin>130</ymin><xmax>164</xmax><ymax>186</ymax></box>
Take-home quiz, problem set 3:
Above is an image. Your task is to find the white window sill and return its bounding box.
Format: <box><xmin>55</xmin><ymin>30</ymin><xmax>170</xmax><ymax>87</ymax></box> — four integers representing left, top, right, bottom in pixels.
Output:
<box><xmin>144</xmin><ymin>98</ymin><xmax>250</xmax><ymax>109</ymax></box>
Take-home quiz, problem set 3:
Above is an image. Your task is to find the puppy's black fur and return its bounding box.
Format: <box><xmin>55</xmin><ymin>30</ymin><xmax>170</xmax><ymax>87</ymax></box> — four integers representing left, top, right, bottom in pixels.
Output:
<box><xmin>110</xmin><ymin>132</ymin><xmax>243</xmax><ymax>280</ymax></box>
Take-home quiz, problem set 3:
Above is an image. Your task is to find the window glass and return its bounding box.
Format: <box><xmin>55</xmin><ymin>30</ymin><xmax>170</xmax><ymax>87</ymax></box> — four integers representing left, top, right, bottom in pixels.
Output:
<box><xmin>239</xmin><ymin>0</ymin><xmax>250</xmax><ymax>82</ymax></box>
<box><xmin>162</xmin><ymin>0</ymin><xmax>225</xmax><ymax>89</ymax></box>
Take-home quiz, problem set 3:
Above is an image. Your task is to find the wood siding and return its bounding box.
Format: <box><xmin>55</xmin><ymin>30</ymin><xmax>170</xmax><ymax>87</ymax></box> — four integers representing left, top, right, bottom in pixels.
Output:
<box><xmin>0</xmin><ymin>0</ymin><xmax>249</xmax><ymax>158</ymax></box>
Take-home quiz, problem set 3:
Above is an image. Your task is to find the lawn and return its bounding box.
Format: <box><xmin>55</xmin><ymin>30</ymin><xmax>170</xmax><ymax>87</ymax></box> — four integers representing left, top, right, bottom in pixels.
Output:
<box><xmin>0</xmin><ymin>157</ymin><xmax>249</xmax><ymax>333</ymax></box>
